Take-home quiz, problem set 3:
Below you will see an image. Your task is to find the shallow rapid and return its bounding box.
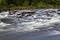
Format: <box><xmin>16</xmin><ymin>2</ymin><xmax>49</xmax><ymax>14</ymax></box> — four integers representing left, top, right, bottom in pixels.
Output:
<box><xmin>0</xmin><ymin>9</ymin><xmax>60</xmax><ymax>40</ymax></box>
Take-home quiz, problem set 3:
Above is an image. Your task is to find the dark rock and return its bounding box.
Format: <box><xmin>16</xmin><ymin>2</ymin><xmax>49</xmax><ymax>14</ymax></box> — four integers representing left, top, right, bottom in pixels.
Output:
<box><xmin>1</xmin><ymin>18</ymin><xmax>16</xmax><ymax>24</ymax></box>
<box><xmin>58</xmin><ymin>9</ymin><xmax>60</xmax><ymax>11</ymax></box>
<box><xmin>57</xmin><ymin>13</ymin><xmax>60</xmax><ymax>15</ymax></box>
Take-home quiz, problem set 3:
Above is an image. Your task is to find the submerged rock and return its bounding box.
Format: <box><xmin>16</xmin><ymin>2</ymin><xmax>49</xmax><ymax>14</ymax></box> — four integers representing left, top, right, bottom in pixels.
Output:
<box><xmin>1</xmin><ymin>18</ymin><xmax>16</xmax><ymax>24</ymax></box>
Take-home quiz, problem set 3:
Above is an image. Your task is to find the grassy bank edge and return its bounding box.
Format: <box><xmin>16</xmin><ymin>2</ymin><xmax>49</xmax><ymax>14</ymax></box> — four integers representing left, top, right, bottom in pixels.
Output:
<box><xmin>0</xmin><ymin>5</ymin><xmax>60</xmax><ymax>12</ymax></box>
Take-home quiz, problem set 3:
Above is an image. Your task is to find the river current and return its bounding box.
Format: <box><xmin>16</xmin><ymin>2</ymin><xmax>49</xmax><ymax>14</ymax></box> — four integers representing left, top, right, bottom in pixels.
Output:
<box><xmin>0</xmin><ymin>9</ymin><xmax>60</xmax><ymax>40</ymax></box>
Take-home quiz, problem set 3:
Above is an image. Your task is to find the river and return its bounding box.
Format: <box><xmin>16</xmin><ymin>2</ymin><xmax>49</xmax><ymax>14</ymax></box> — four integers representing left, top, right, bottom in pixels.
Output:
<box><xmin>0</xmin><ymin>9</ymin><xmax>60</xmax><ymax>40</ymax></box>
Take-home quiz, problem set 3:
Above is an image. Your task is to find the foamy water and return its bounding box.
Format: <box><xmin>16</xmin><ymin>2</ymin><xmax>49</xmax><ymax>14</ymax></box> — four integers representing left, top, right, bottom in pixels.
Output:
<box><xmin>0</xmin><ymin>9</ymin><xmax>60</xmax><ymax>40</ymax></box>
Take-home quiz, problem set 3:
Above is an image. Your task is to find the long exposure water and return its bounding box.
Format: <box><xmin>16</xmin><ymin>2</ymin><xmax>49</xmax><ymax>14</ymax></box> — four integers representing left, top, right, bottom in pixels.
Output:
<box><xmin>0</xmin><ymin>9</ymin><xmax>60</xmax><ymax>40</ymax></box>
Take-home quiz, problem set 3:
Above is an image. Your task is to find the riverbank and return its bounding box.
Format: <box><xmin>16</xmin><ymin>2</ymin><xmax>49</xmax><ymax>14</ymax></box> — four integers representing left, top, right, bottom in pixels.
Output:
<box><xmin>0</xmin><ymin>5</ymin><xmax>60</xmax><ymax>12</ymax></box>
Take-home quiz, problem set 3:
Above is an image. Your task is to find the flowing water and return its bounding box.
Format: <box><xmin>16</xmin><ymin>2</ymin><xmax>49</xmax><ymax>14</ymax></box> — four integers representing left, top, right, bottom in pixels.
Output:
<box><xmin>0</xmin><ymin>9</ymin><xmax>60</xmax><ymax>40</ymax></box>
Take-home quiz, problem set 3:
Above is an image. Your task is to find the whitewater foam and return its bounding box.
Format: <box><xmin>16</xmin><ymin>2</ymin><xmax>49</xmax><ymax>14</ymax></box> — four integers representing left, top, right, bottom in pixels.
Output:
<box><xmin>0</xmin><ymin>9</ymin><xmax>60</xmax><ymax>33</ymax></box>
